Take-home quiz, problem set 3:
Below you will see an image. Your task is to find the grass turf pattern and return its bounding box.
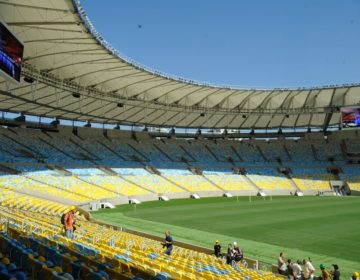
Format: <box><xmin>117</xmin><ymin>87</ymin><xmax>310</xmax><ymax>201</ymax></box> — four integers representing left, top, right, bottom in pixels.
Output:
<box><xmin>92</xmin><ymin>196</ymin><xmax>360</xmax><ymax>276</ymax></box>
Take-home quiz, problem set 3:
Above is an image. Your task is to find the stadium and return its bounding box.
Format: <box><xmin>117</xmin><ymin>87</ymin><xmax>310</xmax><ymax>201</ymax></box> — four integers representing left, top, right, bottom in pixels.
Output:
<box><xmin>0</xmin><ymin>0</ymin><xmax>359</xmax><ymax>279</ymax></box>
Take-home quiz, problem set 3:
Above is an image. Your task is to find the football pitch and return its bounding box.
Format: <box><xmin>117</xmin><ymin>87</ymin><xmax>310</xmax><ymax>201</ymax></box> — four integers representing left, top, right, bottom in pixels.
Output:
<box><xmin>92</xmin><ymin>196</ymin><xmax>360</xmax><ymax>276</ymax></box>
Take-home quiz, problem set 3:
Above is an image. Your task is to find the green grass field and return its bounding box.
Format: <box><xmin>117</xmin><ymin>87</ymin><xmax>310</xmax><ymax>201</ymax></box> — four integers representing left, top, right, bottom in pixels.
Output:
<box><xmin>92</xmin><ymin>196</ymin><xmax>360</xmax><ymax>276</ymax></box>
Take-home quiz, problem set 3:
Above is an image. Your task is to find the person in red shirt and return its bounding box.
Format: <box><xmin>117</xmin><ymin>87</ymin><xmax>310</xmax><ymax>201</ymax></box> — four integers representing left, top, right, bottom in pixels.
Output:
<box><xmin>64</xmin><ymin>206</ymin><xmax>76</xmax><ymax>239</ymax></box>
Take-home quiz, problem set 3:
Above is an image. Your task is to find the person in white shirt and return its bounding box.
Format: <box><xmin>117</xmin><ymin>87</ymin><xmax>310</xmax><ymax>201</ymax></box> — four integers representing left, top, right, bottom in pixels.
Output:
<box><xmin>303</xmin><ymin>259</ymin><xmax>315</xmax><ymax>280</ymax></box>
<box><xmin>277</xmin><ymin>252</ymin><xmax>287</xmax><ymax>275</ymax></box>
<box><xmin>292</xmin><ymin>260</ymin><xmax>303</xmax><ymax>280</ymax></box>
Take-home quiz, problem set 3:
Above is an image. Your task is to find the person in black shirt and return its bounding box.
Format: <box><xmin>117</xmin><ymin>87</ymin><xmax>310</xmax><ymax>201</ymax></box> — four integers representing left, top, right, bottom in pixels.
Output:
<box><xmin>331</xmin><ymin>264</ymin><xmax>340</xmax><ymax>280</ymax></box>
<box><xmin>161</xmin><ymin>231</ymin><xmax>173</xmax><ymax>255</ymax></box>
<box><xmin>214</xmin><ymin>240</ymin><xmax>222</xmax><ymax>257</ymax></box>
<box><xmin>226</xmin><ymin>243</ymin><xmax>233</xmax><ymax>264</ymax></box>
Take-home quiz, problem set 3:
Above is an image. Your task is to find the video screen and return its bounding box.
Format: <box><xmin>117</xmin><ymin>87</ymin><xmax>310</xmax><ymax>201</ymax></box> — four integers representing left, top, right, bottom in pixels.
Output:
<box><xmin>0</xmin><ymin>20</ymin><xmax>24</xmax><ymax>83</ymax></box>
<box><xmin>341</xmin><ymin>107</ymin><xmax>360</xmax><ymax>128</ymax></box>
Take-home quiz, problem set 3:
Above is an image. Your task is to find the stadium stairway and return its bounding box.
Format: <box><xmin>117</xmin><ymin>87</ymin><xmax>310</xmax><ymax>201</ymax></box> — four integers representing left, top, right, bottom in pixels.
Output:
<box><xmin>153</xmin><ymin>144</ymin><xmax>175</xmax><ymax>162</ymax></box>
<box><xmin>243</xmin><ymin>174</ymin><xmax>262</xmax><ymax>193</ymax></box>
<box><xmin>0</xmin><ymin>163</ymin><xmax>19</xmax><ymax>174</ymax></box>
<box><xmin>69</xmin><ymin>137</ymin><xmax>101</xmax><ymax>162</ymax></box>
<box><xmin>178</xmin><ymin>145</ymin><xmax>197</xmax><ymax>162</ymax></box>
<box><xmin>98</xmin><ymin>167</ymin><xmax>119</xmax><ymax>175</ymax></box>
<box><xmin>38</xmin><ymin>136</ymin><xmax>77</xmax><ymax>162</ymax></box>
<box><xmin>75</xmin><ymin>176</ymin><xmax>123</xmax><ymax>197</ymax></box>
<box><xmin>127</xmin><ymin>143</ymin><xmax>150</xmax><ymax>162</ymax></box>
<box><xmin>255</xmin><ymin>145</ymin><xmax>268</xmax><ymax>162</ymax></box>
<box><xmin>284</xmin><ymin>174</ymin><xmax>302</xmax><ymax>193</ymax></box>
<box><xmin>230</xmin><ymin>145</ymin><xmax>244</xmax><ymax>161</ymax></box>
<box><xmin>310</xmin><ymin>144</ymin><xmax>319</xmax><ymax>161</ymax></box>
<box><xmin>0</xmin><ymin>176</ymin><xmax>88</xmax><ymax>205</ymax></box>
<box><xmin>1</xmin><ymin>131</ymin><xmax>48</xmax><ymax>161</ymax></box>
<box><xmin>157</xmin><ymin>174</ymin><xmax>190</xmax><ymax>193</ymax></box>
<box><xmin>204</xmin><ymin>145</ymin><xmax>221</xmax><ymax>162</ymax></box>
<box><xmin>49</xmin><ymin>166</ymin><xmax>72</xmax><ymax>176</ymax></box>
<box><xmin>117</xmin><ymin>174</ymin><xmax>156</xmax><ymax>195</ymax></box>
<box><xmin>23</xmin><ymin>176</ymin><xmax>94</xmax><ymax>204</ymax></box>
<box><xmin>283</xmin><ymin>145</ymin><xmax>292</xmax><ymax>161</ymax></box>
<box><xmin>203</xmin><ymin>174</ymin><xmax>257</xmax><ymax>193</ymax></box>
<box><xmin>201</xmin><ymin>176</ymin><xmax>226</xmax><ymax>192</ymax></box>
<box><xmin>96</xmin><ymin>140</ymin><xmax>128</xmax><ymax>161</ymax></box>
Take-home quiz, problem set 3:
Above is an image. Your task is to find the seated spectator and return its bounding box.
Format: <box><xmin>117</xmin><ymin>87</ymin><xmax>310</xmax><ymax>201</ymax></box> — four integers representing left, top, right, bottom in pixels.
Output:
<box><xmin>226</xmin><ymin>243</ymin><xmax>233</xmax><ymax>264</ymax></box>
<box><xmin>319</xmin><ymin>264</ymin><xmax>330</xmax><ymax>280</ymax></box>
<box><xmin>330</xmin><ymin>264</ymin><xmax>340</xmax><ymax>280</ymax></box>
<box><xmin>214</xmin><ymin>240</ymin><xmax>222</xmax><ymax>257</ymax></box>
<box><xmin>278</xmin><ymin>252</ymin><xmax>287</xmax><ymax>275</ymax></box>
<box><xmin>232</xmin><ymin>242</ymin><xmax>243</xmax><ymax>262</ymax></box>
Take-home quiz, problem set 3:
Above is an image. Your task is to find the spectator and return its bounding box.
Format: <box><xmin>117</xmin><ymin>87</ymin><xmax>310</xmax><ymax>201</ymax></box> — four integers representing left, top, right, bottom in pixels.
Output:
<box><xmin>278</xmin><ymin>252</ymin><xmax>287</xmax><ymax>275</ymax></box>
<box><xmin>319</xmin><ymin>264</ymin><xmax>330</xmax><ymax>280</ymax></box>
<box><xmin>287</xmin><ymin>259</ymin><xmax>295</xmax><ymax>280</ymax></box>
<box><xmin>292</xmin><ymin>260</ymin><xmax>303</xmax><ymax>280</ymax></box>
<box><xmin>64</xmin><ymin>206</ymin><xmax>76</xmax><ymax>239</ymax></box>
<box><xmin>226</xmin><ymin>243</ymin><xmax>233</xmax><ymax>264</ymax></box>
<box><xmin>233</xmin><ymin>242</ymin><xmax>243</xmax><ymax>262</ymax></box>
<box><xmin>214</xmin><ymin>240</ymin><xmax>222</xmax><ymax>258</ymax></box>
<box><xmin>303</xmin><ymin>259</ymin><xmax>315</xmax><ymax>280</ymax></box>
<box><xmin>162</xmin><ymin>231</ymin><xmax>173</xmax><ymax>255</ymax></box>
<box><xmin>352</xmin><ymin>272</ymin><xmax>359</xmax><ymax>280</ymax></box>
<box><xmin>331</xmin><ymin>264</ymin><xmax>340</xmax><ymax>280</ymax></box>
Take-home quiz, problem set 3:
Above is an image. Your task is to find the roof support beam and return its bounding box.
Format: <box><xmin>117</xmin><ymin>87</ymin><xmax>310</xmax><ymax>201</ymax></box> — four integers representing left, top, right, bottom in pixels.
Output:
<box><xmin>322</xmin><ymin>112</ymin><xmax>333</xmax><ymax>132</ymax></box>
<box><xmin>24</xmin><ymin>48</ymin><xmax>105</xmax><ymax>61</ymax></box>
<box><xmin>7</xmin><ymin>21</ymin><xmax>80</xmax><ymax>26</ymax></box>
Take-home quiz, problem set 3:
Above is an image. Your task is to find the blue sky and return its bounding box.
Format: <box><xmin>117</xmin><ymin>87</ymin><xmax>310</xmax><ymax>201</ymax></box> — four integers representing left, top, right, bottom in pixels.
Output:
<box><xmin>80</xmin><ymin>0</ymin><xmax>360</xmax><ymax>88</ymax></box>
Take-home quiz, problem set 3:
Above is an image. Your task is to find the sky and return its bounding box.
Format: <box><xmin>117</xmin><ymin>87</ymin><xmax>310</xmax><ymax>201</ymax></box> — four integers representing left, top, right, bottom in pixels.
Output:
<box><xmin>81</xmin><ymin>0</ymin><xmax>360</xmax><ymax>89</ymax></box>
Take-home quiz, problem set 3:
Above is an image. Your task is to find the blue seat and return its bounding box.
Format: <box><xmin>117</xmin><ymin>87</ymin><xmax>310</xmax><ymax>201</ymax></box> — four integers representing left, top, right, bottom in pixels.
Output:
<box><xmin>0</xmin><ymin>269</ymin><xmax>15</xmax><ymax>280</ymax></box>
<box><xmin>46</xmin><ymin>247</ymin><xmax>63</xmax><ymax>267</ymax></box>
<box><xmin>13</xmin><ymin>271</ymin><xmax>27</xmax><ymax>280</ymax></box>
<box><xmin>51</xmin><ymin>271</ymin><xmax>67</xmax><ymax>280</ymax></box>
<box><xmin>33</xmin><ymin>259</ymin><xmax>45</xmax><ymax>279</ymax></box>
<box><xmin>90</xmin><ymin>271</ymin><xmax>105</xmax><ymax>280</ymax></box>
<box><xmin>70</xmin><ymin>261</ymin><xmax>82</xmax><ymax>279</ymax></box>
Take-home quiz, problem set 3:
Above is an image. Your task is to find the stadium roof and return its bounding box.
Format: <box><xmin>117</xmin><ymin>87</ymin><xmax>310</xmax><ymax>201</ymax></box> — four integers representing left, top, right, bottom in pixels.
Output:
<box><xmin>0</xmin><ymin>0</ymin><xmax>360</xmax><ymax>129</ymax></box>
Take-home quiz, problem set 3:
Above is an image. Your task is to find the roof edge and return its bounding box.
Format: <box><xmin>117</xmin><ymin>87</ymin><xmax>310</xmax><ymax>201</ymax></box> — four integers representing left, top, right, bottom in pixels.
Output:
<box><xmin>73</xmin><ymin>0</ymin><xmax>360</xmax><ymax>92</ymax></box>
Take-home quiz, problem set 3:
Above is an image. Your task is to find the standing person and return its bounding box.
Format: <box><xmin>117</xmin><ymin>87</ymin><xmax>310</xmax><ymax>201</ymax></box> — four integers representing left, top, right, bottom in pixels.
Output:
<box><xmin>287</xmin><ymin>259</ymin><xmax>295</xmax><ymax>280</ymax></box>
<box><xmin>214</xmin><ymin>240</ymin><xmax>222</xmax><ymax>258</ymax></box>
<box><xmin>278</xmin><ymin>252</ymin><xmax>287</xmax><ymax>275</ymax></box>
<box><xmin>303</xmin><ymin>259</ymin><xmax>315</xmax><ymax>280</ymax></box>
<box><xmin>352</xmin><ymin>272</ymin><xmax>359</xmax><ymax>280</ymax></box>
<box><xmin>161</xmin><ymin>231</ymin><xmax>173</xmax><ymax>255</ymax></box>
<box><xmin>319</xmin><ymin>264</ymin><xmax>330</xmax><ymax>280</ymax></box>
<box><xmin>292</xmin><ymin>260</ymin><xmax>303</xmax><ymax>280</ymax></box>
<box><xmin>226</xmin><ymin>243</ymin><xmax>233</xmax><ymax>264</ymax></box>
<box><xmin>331</xmin><ymin>264</ymin><xmax>340</xmax><ymax>280</ymax></box>
<box><xmin>232</xmin><ymin>242</ymin><xmax>243</xmax><ymax>262</ymax></box>
<box><xmin>64</xmin><ymin>206</ymin><xmax>76</xmax><ymax>239</ymax></box>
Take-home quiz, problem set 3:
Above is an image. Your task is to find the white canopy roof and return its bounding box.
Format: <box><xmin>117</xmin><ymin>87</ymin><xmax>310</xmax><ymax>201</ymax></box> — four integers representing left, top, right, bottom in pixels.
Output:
<box><xmin>0</xmin><ymin>0</ymin><xmax>359</xmax><ymax>129</ymax></box>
